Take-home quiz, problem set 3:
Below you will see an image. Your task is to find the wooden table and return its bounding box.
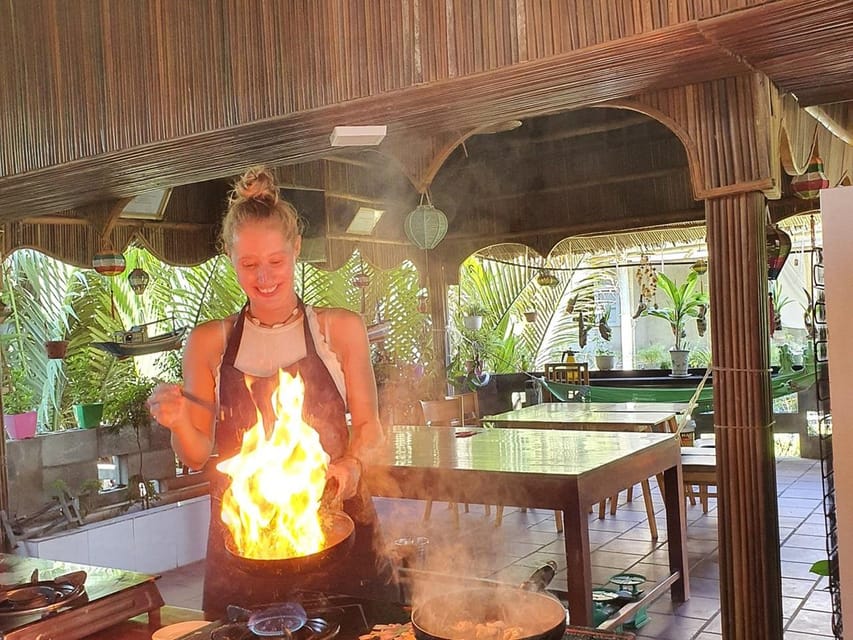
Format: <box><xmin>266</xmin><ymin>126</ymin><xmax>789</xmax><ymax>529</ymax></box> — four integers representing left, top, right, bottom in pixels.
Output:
<box><xmin>482</xmin><ymin>403</ymin><xmax>678</xmax><ymax>433</ymax></box>
<box><xmin>365</xmin><ymin>426</ymin><xmax>689</xmax><ymax>627</ymax></box>
<box><xmin>577</xmin><ymin>401</ymin><xmax>691</xmax><ymax>414</ymax></box>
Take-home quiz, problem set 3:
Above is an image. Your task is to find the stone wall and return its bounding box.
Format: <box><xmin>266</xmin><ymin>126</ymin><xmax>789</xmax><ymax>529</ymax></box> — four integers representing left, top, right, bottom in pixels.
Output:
<box><xmin>5</xmin><ymin>421</ymin><xmax>177</xmax><ymax>518</ymax></box>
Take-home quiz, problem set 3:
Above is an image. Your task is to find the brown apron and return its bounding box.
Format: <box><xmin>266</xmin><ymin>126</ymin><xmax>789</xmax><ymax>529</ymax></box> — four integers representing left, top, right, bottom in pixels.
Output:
<box><xmin>202</xmin><ymin>301</ymin><xmax>384</xmax><ymax>618</ymax></box>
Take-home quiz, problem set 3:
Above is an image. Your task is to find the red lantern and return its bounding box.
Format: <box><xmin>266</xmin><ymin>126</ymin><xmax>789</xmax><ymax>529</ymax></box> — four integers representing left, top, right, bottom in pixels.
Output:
<box><xmin>790</xmin><ymin>156</ymin><xmax>830</xmax><ymax>200</ymax></box>
<box><xmin>93</xmin><ymin>251</ymin><xmax>126</xmax><ymax>276</ymax></box>
<box><xmin>766</xmin><ymin>224</ymin><xmax>792</xmax><ymax>281</ymax></box>
<box><xmin>128</xmin><ymin>268</ymin><xmax>150</xmax><ymax>295</ymax></box>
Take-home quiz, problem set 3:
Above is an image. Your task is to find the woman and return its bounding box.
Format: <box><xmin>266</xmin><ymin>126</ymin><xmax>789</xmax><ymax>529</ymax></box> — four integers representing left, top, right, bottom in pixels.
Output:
<box><xmin>148</xmin><ymin>166</ymin><xmax>387</xmax><ymax>616</ymax></box>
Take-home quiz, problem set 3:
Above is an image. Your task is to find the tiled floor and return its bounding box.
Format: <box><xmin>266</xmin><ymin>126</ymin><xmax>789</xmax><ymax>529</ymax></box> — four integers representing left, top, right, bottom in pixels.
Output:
<box><xmin>157</xmin><ymin>456</ymin><xmax>834</xmax><ymax>639</ymax></box>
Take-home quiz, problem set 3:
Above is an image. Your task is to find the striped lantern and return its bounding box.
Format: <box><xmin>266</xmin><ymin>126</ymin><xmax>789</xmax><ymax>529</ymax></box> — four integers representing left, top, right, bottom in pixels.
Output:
<box><xmin>790</xmin><ymin>156</ymin><xmax>830</xmax><ymax>200</ymax></box>
<box><xmin>93</xmin><ymin>251</ymin><xmax>126</xmax><ymax>276</ymax></box>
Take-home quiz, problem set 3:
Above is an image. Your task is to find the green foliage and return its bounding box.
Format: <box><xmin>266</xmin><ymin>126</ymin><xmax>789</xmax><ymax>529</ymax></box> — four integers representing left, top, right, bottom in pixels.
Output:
<box><xmin>103</xmin><ymin>377</ymin><xmax>156</xmax><ymax>433</ymax></box>
<box><xmin>2</xmin><ymin>368</ymin><xmax>36</xmax><ymax>414</ymax></box>
<box><xmin>635</xmin><ymin>344</ymin><xmax>670</xmax><ymax>369</ymax></box>
<box><xmin>643</xmin><ymin>271</ymin><xmax>709</xmax><ymax>351</ymax></box>
<box><xmin>810</xmin><ymin>559</ymin><xmax>830</xmax><ymax>577</ymax></box>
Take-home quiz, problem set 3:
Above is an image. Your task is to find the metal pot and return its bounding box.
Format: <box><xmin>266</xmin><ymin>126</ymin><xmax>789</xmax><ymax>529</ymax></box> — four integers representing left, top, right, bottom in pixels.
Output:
<box><xmin>224</xmin><ymin>510</ymin><xmax>355</xmax><ymax>577</ymax></box>
<box><xmin>411</xmin><ymin>564</ymin><xmax>566</xmax><ymax>640</ymax></box>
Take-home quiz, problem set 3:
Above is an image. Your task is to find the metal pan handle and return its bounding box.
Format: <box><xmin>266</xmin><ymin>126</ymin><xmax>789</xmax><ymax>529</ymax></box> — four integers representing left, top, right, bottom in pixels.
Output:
<box><xmin>519</xmin><ymin>560</ymin><xmax>557</xmax><ymax>592</ymax></box>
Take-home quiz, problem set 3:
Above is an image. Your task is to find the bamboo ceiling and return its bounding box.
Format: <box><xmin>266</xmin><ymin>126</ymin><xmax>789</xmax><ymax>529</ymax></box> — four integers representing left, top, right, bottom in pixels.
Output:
<box><xmin>0</xmin><ymin>0</ymin><xmax>850</xmax><ymax>268</ymax></box>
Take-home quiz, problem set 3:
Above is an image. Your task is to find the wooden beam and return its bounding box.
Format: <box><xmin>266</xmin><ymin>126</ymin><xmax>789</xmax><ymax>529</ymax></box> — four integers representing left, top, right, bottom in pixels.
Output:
<box><xmin>480</xmin><ymin>167</ymin><xmax>688</xmax><ymax>203</ymax></box>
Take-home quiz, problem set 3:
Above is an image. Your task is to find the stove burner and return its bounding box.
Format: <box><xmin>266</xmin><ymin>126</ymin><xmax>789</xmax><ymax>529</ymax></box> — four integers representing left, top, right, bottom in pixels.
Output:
<box><xmin>211</xmin><ymin>623</ymin><xmax>255</xmax><ymax>640</ymax></box>
<box><xmin>0</xmin><ymin>571</ymin><xmax>87</xmax><ymax>617</ymax></box>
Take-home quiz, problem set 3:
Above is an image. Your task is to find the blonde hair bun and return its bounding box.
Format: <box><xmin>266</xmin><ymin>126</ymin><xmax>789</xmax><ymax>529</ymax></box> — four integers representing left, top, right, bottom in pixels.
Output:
<box><xmin>230</xmin><ymin>166</ymin><xmax>279</xmax><ymax>207</ymax></box>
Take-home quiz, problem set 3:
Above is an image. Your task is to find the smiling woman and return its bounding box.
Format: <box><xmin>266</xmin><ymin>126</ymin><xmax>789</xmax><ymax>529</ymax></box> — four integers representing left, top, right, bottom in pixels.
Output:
<box><xmin>147</xmin><ymin>165</ymin><xmax>390</xmax><ymax>617</ymax></box>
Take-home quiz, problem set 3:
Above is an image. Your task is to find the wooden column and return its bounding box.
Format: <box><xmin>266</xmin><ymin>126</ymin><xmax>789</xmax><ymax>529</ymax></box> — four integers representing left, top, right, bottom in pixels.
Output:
<box><xmin>705</xmin><ymin>192</ymin><xmax>783</xmax><ymax>640</ymax></box>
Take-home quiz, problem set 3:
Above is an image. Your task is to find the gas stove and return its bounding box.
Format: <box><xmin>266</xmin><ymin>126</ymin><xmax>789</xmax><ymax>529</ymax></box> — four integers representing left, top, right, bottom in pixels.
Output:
<box><xmin>0</xmin><ymin>553</ymin><xmax>164</xmax><ymax>640</ymax></box>
<box><xmin>177</xmin><ymin>593</ymin><xmax>411</xmax><ymax>640</ymax></box>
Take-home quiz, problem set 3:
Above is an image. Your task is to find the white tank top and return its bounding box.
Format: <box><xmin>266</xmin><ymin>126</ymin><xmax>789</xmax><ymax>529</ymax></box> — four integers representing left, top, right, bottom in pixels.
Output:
<box><xmin>230</xmin><ymin>306</ymin><xmax>348</xmax><ymax>406</ymax></box>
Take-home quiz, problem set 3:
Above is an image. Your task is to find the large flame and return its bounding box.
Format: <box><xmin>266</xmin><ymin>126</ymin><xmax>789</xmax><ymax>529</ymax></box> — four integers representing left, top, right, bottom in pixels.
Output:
<box><xmin>217</xmin><ymin>371</ymin><xmax>330</xmax><ymax>559</ymax></box>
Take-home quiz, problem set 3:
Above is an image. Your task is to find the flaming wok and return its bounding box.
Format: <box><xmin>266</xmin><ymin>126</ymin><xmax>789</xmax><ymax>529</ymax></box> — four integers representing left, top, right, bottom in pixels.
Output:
<box><xmin>224</xmin><ymin>509</ymin><xmax>355</xmax><ymax>577</ymax></box>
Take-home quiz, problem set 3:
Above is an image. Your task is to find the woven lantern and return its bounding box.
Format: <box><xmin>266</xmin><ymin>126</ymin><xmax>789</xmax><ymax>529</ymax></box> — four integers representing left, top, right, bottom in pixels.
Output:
<box><xmin>690</xmin><ymin>259</ymin><xmax>708</xmax><ymax>276</ymax></box>
<box><xmin>790</xmin><ymin>156</ymin><xmax>830</xmax><ymax>200</ymax></box>
<box><xmin>353</xmin><ymin>273</ymin><xmax>371</xmax><ymax>289</ymax></box>
<box><xmin>404</xmin><ymin>201</ymin><xmax>448</xmax><ymax>250</ymax></box>
<box><xmin>417</xmin><ymin>290</ymin><xmax>429</xmax><ymax>314</ymax></box>
<box><xmin>536</xmin><ymin>269</ymin><xmax>558</xmax><ymax>287</ymax></box>
<box><xmin>128</xmin><ymin>267</ymin><xmax>150</xmax><ymax>295</ymax></box>
<box><xmin>766</xmin><ymin>224</ymin><xmax>792</xmax><ymax>280</ymax></box>
<box><xmin>93</xmin><ymin>250</ymin><xmax>126</xmax><ymax>276</ymax></box>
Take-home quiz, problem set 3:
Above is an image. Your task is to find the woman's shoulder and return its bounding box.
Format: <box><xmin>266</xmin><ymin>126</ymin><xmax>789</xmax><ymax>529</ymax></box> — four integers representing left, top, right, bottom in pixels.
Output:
<box><xmin>311</xmin><ymin>305</ymin><xmax>361</xmax><ymax>322</ymax></box>
<box><xmin>187</xmin><ymin>315</ymin><xmax>238</xmax><ymax>348</ymax></box>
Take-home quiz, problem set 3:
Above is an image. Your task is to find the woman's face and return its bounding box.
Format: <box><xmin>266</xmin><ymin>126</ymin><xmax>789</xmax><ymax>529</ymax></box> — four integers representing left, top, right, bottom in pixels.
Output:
<box><xmin>230</xmin><ymin>221</ymin><xmax>301</xmax><ymax>312</ymax></box>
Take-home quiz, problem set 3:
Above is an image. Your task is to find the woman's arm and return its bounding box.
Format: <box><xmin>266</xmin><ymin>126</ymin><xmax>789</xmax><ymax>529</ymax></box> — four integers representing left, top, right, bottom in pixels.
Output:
<box><xmin>148</xmin><ymin>319</ymin><xmax>227</xmax><ymax>470</ymax></box>
<box><xmin>319</xmin><ymin>308</ymin><xmax>384</xmax><ymax>498</ymax></box>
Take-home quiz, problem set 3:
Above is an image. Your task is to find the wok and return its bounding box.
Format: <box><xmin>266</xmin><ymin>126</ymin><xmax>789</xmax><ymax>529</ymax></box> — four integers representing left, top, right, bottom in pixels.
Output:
<box><xmin>411</xmin><ymin>563</ymin><xmax>567</xmax><ymax>640</ymax></box>
<box><xmin>224</xmin><ymin>510</ymin><xmax>355</xmax><ymax>577</ymax></box>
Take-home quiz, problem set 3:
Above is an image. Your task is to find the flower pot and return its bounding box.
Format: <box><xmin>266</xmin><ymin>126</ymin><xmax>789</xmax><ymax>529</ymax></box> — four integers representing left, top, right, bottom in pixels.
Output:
<box><xmin>73</xmin><ymin>402</ymin><xmax>104</xmax><ymax>429</ymax></box>
<box><xmin>595</xmin><ymin>354</ymin><xmax>616</xmax><ymax>371</ymax></box>
<box><xmin>45</xmin><ymin>340</ymin><xmax>69</xmax><ymax>359</ymax></box>
<box><xmin>523</xmin><ymin>311</ymin><xmax>538</xmax><ymax>323</ymax></box>
<box><xmin>4</xmin><ymin>411</ymin><xmax>37</xmax><ymax>439</ymax></box>
<box><xmin>669</xmin><ymin>349</ymin><xmax>690</xmax><ymax>377</ymax></box>
<box><xmin>463</xmin><ymin>315</ymin><xmax>483</xmax><ymax>331</ymax></box>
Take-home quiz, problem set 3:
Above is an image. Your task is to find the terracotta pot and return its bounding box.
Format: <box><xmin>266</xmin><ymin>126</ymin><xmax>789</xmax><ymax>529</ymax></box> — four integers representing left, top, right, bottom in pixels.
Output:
<box><xmin>45</xmin><ymin>340</ymin><xmax>69</xmax><ymax>359</ymax></box>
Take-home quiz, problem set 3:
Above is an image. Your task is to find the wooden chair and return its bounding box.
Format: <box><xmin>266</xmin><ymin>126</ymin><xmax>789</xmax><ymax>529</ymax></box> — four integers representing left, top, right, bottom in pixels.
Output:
<box><xmin>420</xmin><ymin>397</ymin><xmax>464</xmax><ymax>427</ymax></box>
<box><xmin>419</xmin><ymin>397</ymin><xmax>468</xmax><ymax>526</ymax></box>
<box><xmin>542</xmin><ymin>362</ymin><xmax>590</xmax><ymax>401</ymax></box>
<box><xmin>446</xmin><ymin>391</ymin><xmax>481</xmax><ymax>426</ymax></box>
<box><xmin>672</xmin><ymin>368</ymin><xmax>717</xmax><ymax>513</ymax></box>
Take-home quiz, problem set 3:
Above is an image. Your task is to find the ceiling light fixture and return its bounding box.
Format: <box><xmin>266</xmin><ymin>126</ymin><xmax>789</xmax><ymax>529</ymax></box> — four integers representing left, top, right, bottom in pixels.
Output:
<box><xmin>329</xmin><ymin>125</ymin><xmax>387</xmax><ymax>147</ymax></box>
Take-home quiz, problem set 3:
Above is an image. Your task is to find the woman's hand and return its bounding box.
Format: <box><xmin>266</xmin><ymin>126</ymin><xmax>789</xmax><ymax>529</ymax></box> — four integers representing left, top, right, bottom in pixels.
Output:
<box><xmin>147</xmin><ymin>383</ymin><xmax>192</xmax><ymax>433</ymax></box>
<box><xmin>325</xmin><ymin>456</ymin><xmax>362</xmax><ymax>503</ymax></box>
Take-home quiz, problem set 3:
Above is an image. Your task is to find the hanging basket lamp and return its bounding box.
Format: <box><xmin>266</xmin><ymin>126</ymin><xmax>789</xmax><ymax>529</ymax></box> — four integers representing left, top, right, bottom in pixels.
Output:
<box><xmin>690</xmin><ymin>258</ymin><xmax>708</xmax><ymax>276</ymax></box>
<box><xmin>404</xmin><ymin>193</ymin><xmax>448</xmax><ymax>250</ymax></box>
<box><xmin>766</xmin><ymin>224</ymin><xmax>792</xmax><ymax>280</ymax></box>
<box><xmin>417</xmin><ymin>290</ymin><xmax>429</xmax><ymax>314</ymax></box>
<box><xmin>128</xmin><ymin>267</ymin><xmax>150</xmax><ymax>295</ymax></box>
<box><xmin>790</xmin><ymin>155</ymin><xmax>830</xmax><ymax>200</ymax></box>
<box><xmin>353</xmin><ymin>272</ymin><xmax>371</xmax><ymax>289</ymax></box>
<box><xmin>536</xmin><ymin>269</ymin><xmax>559</xmax><ymax>287</ymax></box>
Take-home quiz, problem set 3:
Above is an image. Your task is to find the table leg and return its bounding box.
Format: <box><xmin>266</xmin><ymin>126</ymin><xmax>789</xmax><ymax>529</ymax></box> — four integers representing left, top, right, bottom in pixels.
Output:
<box><xmin>662</xmin><ymin>462</ymin><xmax>690</xmax><ymax>603</ymax></box>
<box><xmin>563</xmin><ymin>494</ymin><xmax>592</xmax><ymax>627</ymax></box>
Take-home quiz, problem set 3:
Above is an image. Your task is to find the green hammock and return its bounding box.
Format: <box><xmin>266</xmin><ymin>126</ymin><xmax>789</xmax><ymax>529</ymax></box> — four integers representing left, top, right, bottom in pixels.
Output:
<box><xmin>540</xmin><ymin>365</ymin><xmax>815</xmax><ymax>411</ymax></box>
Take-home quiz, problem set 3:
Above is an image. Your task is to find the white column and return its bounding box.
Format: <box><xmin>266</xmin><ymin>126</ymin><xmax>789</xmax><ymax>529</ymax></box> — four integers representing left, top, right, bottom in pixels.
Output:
<box><xmin>618</xmin><ymin>266</ymin><xmax>634</xmax><ymax>370</ymax></box>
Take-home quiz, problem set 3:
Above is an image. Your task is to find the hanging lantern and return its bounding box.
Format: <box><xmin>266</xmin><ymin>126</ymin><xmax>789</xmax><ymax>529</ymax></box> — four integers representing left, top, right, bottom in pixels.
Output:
<box><xmin>690</xmin><ymin>258</ymin><xmax>708</xmax><ymax>276</ymax></box>
<box><xmin>536</xmin><ymin>269</ymin><xmax>558</xmax><ymax>287</ymax></box>
<box><xmin>404</xmin><ymin>202</ymin><xmax>448</xmax><ymax>250</ymax></box>
<box><xmin>766</xmin><ymin>224</ymin><xmax>792</xmax><ymax>280</ymax></box>
<box><xmin>417</xmin><ymin>290</ymin><xmax>429</xmax><ymax>314</ymax></box>
<box><xmin>93</xmin><ymin>250</ymin><xmax>126</xmax><ymax>276</ymax></box>
<box><xmin>128</xmin><ymin>268</ymin><xmax>150</xmax><ymax>295</ymax></box>
<box><xmin>790</xmin><ymin>155</ymin><xmax>830</xmax><ymax>200</ymax></box>
<box><xmin>353</xmin><ymin>272</ymin><xmax>371</xmax><ymax>289</ymax></box>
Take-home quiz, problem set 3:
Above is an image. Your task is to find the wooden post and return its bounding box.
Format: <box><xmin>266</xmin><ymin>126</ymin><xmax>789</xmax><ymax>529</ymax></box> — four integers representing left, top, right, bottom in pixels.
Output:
<box><xmin>705</xmin><ymin>192</ymin><xmax>783</xmax><ymax>640</ymax></box>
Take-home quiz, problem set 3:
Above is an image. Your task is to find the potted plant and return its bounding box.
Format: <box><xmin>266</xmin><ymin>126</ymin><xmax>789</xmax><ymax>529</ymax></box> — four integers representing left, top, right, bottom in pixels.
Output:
<box><xmin>643</xmin><ymin>271</ymin><xmax>709</xmax><ymax>377</ymax></box>
<box><xmin>461</xmin><ymin>302</ymin><xmax>488</xmax><ymax>331</ymax></box>
<box><xmin>594</xmin><ymin>346</ymin><xmax>616</xmax><ymax>371</ymax></box>
<box><xmin>2</xmin><ymin>370</ymin><xmax>38</xmax><ymax>439</ymax></box>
